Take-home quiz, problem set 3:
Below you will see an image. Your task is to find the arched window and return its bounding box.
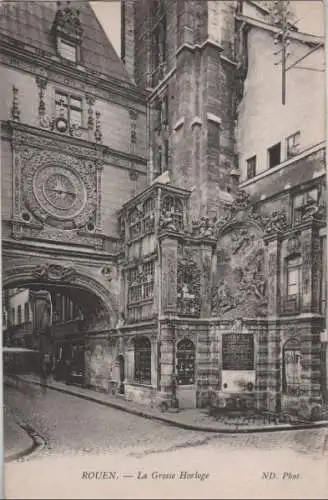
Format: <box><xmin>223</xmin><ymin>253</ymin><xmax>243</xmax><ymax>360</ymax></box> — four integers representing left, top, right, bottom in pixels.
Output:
<box><xmin>134</xmin><ymin>337</ymin><xmax>151</xmax><ymax>384</ymax></box>
<box><xmin>282</xmin><ymin>336</ymin><xmax>301</xmax><ymax>396</ymax></box>
<box><xmin>176</xmin><ymin>338</ymin><xmax>195</xmax><ymax>385</ymax></box>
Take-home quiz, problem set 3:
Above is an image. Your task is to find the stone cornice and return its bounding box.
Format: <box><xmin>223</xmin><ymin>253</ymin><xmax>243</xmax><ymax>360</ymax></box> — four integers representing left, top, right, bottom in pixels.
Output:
<box><xmin>0</xmin><ymin>34</ymin><xmax>147</xmax><ymax>109</ymax></box>
<box><xmin>2</xmin><ymin>237</ymin><xmax>120</xmax><ymax>261</ymax></box>
<box><xmin>4</xmin><ymin>121</ymin><xmax>147</xmax><ymax>172</ymax></box>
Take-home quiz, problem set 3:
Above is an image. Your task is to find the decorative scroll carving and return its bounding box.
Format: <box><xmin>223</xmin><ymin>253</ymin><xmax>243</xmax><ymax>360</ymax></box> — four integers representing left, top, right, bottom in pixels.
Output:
<box><xmin>52</xmin><ymin>1</ymin><xmax>83</xmax><ymax>38</ymax></box>
<box><xmin>129</xmin><ymin>109</ymin><xmax>138</xmax><ymax>145</ymax></box>
<box><xmin>95</xmin><ymin>111</ymin><xmax>102</xmax><ymax>143</ymax></box>
<box><xmin>101</xmin><ymin>266</ymin><xmax>112</xmax><ymax>282</ymax></box>
<box><xmin>11</xmin><ymin>86</ymin><xmax>21</xmax><ymax>122</ymax></box>
<box><xmin>12</xmin><ymin>129</ymin><xmax>99</xmax><ymax>160</ymax></box>
<box><xmin>287</xmin><ymin>232</ymin><xmax>301</xmax><ymax>254</ymax></box>
<box><xmin>177</xmin><ymin>250</ymin><xmax>201</xmax><ymax>316</ymax></box>
<box><xmin>191</xmin><ymin>189</ymin><xmax>290</xmax><ymax>240</ymax></box>
<box><xmin>36</xmin><ymin>75</ymin><xmax>48</xmax><ymax>126</ymax></box>
<box><xmin>33</xmin><ymin>263</ymin><xmax>76</xmax><ymax>281</ymax></box>
<box><xmin>86</xmin><ymin>94</ymin><xmax>95</xmax><ymax>132</ymax></box>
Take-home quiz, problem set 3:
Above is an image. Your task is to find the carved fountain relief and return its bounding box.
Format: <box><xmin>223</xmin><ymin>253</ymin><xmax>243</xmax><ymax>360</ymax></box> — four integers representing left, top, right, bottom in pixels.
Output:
<box><xmin>211</xmin><ymin>224</ymin><xmax>267</xmax><ymax>319</ymax></box>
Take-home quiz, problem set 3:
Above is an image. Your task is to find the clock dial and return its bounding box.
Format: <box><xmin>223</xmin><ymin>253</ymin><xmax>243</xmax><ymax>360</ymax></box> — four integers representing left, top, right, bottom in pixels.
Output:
<box><xmin>44</xmin><ymin>174</ymin><xmax>77</xmax><ymax>210</ymax></box>
<box><xmin>33</xmin><ymin>165</ymin><xmax>86</xmax><ymax>221</ymax></box>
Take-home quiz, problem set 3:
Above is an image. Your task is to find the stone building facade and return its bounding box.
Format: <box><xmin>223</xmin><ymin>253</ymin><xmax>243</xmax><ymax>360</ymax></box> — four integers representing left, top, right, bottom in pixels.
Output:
<box><xmin>1</xmin><ymin>0</ymin><xmax>326</xmax><ymax>419</ymax></box>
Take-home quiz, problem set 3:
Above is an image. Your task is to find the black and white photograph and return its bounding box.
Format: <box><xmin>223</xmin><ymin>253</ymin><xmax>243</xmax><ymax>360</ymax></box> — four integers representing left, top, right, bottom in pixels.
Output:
<box><xmin>1</xmin><ymin>0</ymin><xmax>327</xmax><ymax>498</ymax></box>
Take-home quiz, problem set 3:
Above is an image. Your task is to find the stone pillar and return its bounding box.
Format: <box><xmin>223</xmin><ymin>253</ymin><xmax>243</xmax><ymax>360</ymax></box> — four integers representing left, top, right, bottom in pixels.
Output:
<box><xmin>299</xmin><ymin>222</ymin><xmax>323</xmax><ymax>416</ymax></box>
<box><xmin>264</xmin><ymin>235</ymin><xmax>281</xmax><ymax>412</ymax></box>
<box><xmin>159</xmin><ymin>320</ymin><xmax>174</xmax><ymax>403</ymax></box>
<box><xmin>160</xmin><ymin>235</ymin><xmax>178</xmax><ymax>315</ymax></box>
<box><xmin>301</xmin><ymin>224</ymin><xmax>314</xmax><ymax>312</ymax></box>
<box><xmin>200</xmin><ymin>243</ymin><xmax>214</xmax><ymax>318</ymax></box>
<box><xmin>300</xmin><ymin>323</ymin><xmax>322</xmax><ymax>413</ymax></box>
<box><xmin>121</xmin><ymin>0</ymin><xmax>135</xmax><ymax>83</ymax></box>
<box><xmin>208</xmin><ymin>322</ymin><xmax>221</xmax><ymax>392</ymax></box>
<box><xmin>196</xmin><ymin>323</ymin><xmax>211</xmax><ymax>407</ymax></box>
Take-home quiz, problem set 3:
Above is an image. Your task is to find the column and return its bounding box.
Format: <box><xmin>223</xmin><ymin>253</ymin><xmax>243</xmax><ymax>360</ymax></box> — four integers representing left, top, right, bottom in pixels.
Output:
<box><xmin>158</xmin><ymin>320</ymin><xmax>174</xmax><ymax>405</ymax></box>
<box><xmin>263</xmin><ymin>236</ymin><xmax>281</xmax><ymax>412</ymax></box>
<box><xmin>160</xmin><ymin>235</ymin><xmax>178</xmax><ymax>314</ymax></box>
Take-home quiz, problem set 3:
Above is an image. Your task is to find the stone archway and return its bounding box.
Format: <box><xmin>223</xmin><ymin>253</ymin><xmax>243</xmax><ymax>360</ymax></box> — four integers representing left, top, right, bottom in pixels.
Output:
<box><xmin>3</xmin><ymin>263</ymin><xmax>117</xmax><ymax>326</ymax></box>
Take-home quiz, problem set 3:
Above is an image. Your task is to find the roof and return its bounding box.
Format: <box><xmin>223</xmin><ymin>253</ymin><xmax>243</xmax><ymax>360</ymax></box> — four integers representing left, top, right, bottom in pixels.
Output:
<box><xmin>236</xmin><ymin>13</ymin><xmax>324</xmax><ymax>48</ymax></box>
<box><xmin>0</xmin><ymin>1</ymin><xmax>132</xmax><ymax>84</ymax></box>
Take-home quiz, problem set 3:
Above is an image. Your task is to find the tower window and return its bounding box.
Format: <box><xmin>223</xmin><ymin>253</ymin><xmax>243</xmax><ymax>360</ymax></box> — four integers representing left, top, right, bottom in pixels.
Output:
<box><xmin>246</xmin><ymin>156</ymin><xmax>257</xmax><ymax>179</ymax></box>
<box><xmin>286</xmin><ymin>131</ymin><xmax>300</xmax><ymax>158</ymax></box>
<box><xmin>268</xmin><ymin>142</ymin><xmax>281</xmax><ymax>169</ymax></box>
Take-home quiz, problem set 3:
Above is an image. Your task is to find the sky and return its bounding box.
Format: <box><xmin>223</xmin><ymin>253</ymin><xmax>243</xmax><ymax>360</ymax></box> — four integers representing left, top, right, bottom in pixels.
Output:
<box><xmin>91</xmin><ymin>0</ymin><xmax>325</xmax><ymax>58</ymax></box>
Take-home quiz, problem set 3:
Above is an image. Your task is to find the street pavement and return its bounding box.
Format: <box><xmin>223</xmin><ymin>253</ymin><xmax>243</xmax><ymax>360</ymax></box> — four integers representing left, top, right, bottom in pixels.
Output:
<box><xmin>4</xmin><ymin>381</ymin><xmax>328</xmax><ymax>499</ymax></box>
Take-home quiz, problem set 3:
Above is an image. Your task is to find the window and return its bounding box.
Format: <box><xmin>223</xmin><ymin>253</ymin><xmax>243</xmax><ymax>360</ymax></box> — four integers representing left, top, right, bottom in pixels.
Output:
<box><xmin>286</xmin><ymin>131</ymin><xmax>300</xmax><ymax>158</ymax></box>
<box><xmin>3</xmin><ymin>311</ymin><xmax>7</xmax><ymax>329</ymax></box>
<box><xmin>285</xmin><ymin>256</ymin><xmax>302</xmax><ymax>311</ymax></box>
<box><xmin>134</xmin><ymin>337</ymin><xmax>151</xmax><ymax>384</ymax></box>
<box><xmin>55</xmin><ymin>91</ymin><xmax>83</xmax><ymax>128</ymax></box>
<box><xmin>128</xmin><ymin>262</ymin><xmax>155</xmax><ymax>304</ymax></box>
<box><xmin>268</xmin><ymin>142</ymin><xmax>281</xmax><ymax>169</ymax></box>
<box><xmin>176</xmin><ymin>338</ymin><xmax>195</xmax><ymax>385</ymax></box>
<box><xmin>293</xmin><ymin>188</ymin><xmax>319</xmax><ymax>224</ymax></box>
<box><xmin>246</xmin><ymin>156</ymin><xmax>256</xmax><ymax>179</ymax></box>
<box><xmin>151</xmin><ymin>2</ymin><xmax>167</xmax><ymax>85</ymax></box>
<box><xmin>17</xmin><ymin>305</ymin><xmax>22</xmax><ymax>325</ymax></box>
<box><xmin>24</xmin><ymin>302</ymin><xmax>30</xmax><ymax>323</ymax></box>
<box><xmin>58</xmin><ymin>38</ymin><xmax>77</xmax><ymax>62</ymax></box>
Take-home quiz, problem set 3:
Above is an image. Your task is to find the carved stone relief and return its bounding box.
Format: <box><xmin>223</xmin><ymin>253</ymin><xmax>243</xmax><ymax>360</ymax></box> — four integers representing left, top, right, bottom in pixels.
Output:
<box><xmin>177</xmin><ymin>247</ymin><xmax>201</xmax><ymax>317</ymax></box>
<box><xmin>212</xmin><ymin>224</ymin><xmax>267</xmax><ymax>318</ymax></box>
<box><xmin>191</xmin><ymin>189</ymin><xmax>290</xmax><ymax>240</ymax></box>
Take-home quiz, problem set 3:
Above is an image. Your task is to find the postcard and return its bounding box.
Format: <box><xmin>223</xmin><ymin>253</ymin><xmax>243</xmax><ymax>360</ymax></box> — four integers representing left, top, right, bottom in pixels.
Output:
<box><xmin>2</xmin><ymin>0</ymin><xmax>327</xmax><ymax>498</ymax></box>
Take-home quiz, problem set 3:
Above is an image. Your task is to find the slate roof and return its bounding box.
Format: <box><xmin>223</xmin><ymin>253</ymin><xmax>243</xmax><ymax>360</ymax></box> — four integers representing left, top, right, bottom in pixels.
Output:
<box><xmin>0</xmin><ymin>1</ymin><xmax>132</xmax><ymax>83</ymax></box>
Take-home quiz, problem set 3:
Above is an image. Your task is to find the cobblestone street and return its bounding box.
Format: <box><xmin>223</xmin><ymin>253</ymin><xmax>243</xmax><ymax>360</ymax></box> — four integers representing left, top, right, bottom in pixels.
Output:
<box><xmin>4</xmin><ymin>382</ymin><xmax>328</xmax><ymax>499</ymax></box>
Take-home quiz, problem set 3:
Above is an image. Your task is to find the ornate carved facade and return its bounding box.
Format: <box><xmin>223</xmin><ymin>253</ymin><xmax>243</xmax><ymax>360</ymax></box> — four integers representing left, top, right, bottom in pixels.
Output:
<box><xmin>1</xmin><ymin>0</ymin><xmax>326</xmax><ymax>419</ymax></box>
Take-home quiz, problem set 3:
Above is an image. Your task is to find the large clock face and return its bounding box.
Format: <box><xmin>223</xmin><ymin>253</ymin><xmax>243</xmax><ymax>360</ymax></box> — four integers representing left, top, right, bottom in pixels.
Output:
<box><xmin>33</xmin><ymin>165</ymin><xmax>86</xmax><ymax>220</ymax></box>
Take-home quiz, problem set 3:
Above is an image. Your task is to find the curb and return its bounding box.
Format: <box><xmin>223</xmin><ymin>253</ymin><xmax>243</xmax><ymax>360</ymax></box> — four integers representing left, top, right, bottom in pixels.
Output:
<box><xmin>18</xmin><ymin>377</ymin><xmax>328</xmax><ymax>434</ymax></box>
<box><xmin>4</xmin><ymin>418</ymin><xmax>40</xmax><ymax>463</ymax></box>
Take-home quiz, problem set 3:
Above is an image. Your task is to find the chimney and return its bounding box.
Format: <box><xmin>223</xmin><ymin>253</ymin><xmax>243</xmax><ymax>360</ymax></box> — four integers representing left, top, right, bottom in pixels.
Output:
<box><xmin>121</xmin><ymin>0</ymin><xmax>135</xmax><ymax>83</ymax></box>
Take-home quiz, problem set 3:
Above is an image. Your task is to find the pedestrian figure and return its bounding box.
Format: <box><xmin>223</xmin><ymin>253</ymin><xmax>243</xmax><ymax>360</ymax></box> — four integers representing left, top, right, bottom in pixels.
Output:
<box><xmin>40</xmin><ymin>353</ymin><xmax>52</xmax><ymax>395</ymax></box>
<box><xmin>65</xmin><ymin>358</ymin><xmax>72</xmax><ymax>385</ymax></box>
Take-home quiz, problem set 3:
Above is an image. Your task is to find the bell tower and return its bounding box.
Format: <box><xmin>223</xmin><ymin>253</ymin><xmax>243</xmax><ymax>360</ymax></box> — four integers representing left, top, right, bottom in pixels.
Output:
<box><xmin>122</xmin><ymin>0</ymin><xmax>239</xmax><ymax>220</ymax></box>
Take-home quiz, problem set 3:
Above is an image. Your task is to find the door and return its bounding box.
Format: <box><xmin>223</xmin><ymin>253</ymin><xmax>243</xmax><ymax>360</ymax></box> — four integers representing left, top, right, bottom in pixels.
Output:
<box><xmin>176</xmin><ymin>338</ymin><xmax>196</xmax><ymax>409</ymax></box>
<box><xmin>118</xmin><ymin>355</ymin><xmax>125</xmax><ymax>394</ymax></box>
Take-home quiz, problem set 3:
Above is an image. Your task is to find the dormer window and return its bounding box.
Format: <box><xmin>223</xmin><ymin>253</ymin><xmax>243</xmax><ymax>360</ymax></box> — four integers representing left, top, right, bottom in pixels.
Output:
<box><xmin>52</xmin><ymin>1</ymin><xmax>83</xmax><ymax>64</ymax></box>
<box><xmin>58</xmin><ymin>38</ymin><xmax>77</xmax><ymax>62</ymax></box>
